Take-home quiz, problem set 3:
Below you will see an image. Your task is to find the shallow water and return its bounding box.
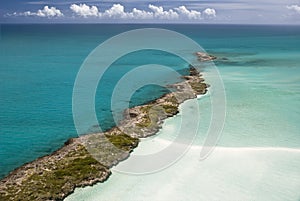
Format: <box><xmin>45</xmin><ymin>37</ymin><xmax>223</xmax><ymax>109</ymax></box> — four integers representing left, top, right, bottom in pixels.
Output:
<box><xmin>66</xmin><ymin>146</ymin><xmax>300</xmax><ymax>201</ymax></box>
<box><xmin>66</xmin><ymin>25</ymin><xmax>300</xmax><ymax>200</ymax></box>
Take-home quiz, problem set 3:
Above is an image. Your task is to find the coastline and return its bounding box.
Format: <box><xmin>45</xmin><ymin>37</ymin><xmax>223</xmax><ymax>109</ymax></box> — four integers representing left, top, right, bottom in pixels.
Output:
<box><xmin>0</xmin><ymin>52</ymin><xmax>215</xmax><ymax>201</ymax></box>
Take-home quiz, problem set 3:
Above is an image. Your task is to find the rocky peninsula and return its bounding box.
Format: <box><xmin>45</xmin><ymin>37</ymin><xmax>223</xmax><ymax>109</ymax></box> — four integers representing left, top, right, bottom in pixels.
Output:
<box><xmin>0</xmin><ymin>52</ymin><xmax>216</xmax><ymax>201</ymax></box>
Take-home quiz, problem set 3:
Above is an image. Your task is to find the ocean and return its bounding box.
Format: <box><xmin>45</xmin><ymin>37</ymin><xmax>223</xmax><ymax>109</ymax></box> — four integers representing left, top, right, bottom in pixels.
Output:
<box><xmin>1</xmin><ymin>24</ymin><xmax>300</xmax><ymax>200</ymax></box>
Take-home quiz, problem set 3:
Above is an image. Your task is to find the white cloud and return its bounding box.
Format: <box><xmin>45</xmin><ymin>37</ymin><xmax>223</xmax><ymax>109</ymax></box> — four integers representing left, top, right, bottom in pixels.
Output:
<box><xmin>9</xmin><ymin>6</ymin><xmax>63</xmax><ymax>18</ymax></box>
<box><xmin>287</xmin><ymin>5</ymin><xmax>300</xmax><ymax>14</ymax></box>
<box><xmin>102</xmin><ymin>4</ymin><xmax>127</xmax><ymax>19</ymax></box>
<box><xmin>36</xmin><ymin>6</ymin><xmax>63</xmax><ymax>17</ymax></box>
<box><xmin>148</xmin><ymin>4</ymin><xmax>179</xmax><ymax>20</ymax></box>
<box><xmin>69</xmin><ymin>4</ymin><xmax>154</xmax><ymax>20</ymax></box>
<box><xmin>175</xmin><ymin>6</ymin><xmax>201</xmax><ymax>20</ymax></box>
<box><xmin>70</xmin><ymin>4</ymin><xmax>99</xmax><ymax>17</ymax></box>
<box><xmin>131</xmin><ymin>8</ymin><xmax>153</xmax><ymax>19</ymax></box>
<box><xmin>203</xmin><ymin>8</ymin><xmax>217</xmax><ymax>19</ymax></box>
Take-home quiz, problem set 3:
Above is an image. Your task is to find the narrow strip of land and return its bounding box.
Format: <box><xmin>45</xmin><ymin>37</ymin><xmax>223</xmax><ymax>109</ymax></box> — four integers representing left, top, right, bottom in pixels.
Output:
<box><xmin>0</xmin><ymin>52</ymin><xmax>215</xmax><ymax>201</ymax></box>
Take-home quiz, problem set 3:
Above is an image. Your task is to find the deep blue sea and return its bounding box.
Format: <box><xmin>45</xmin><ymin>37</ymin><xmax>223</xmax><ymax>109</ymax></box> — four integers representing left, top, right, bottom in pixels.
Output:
<box><xmin>1</xmin><ymin>24</ymin><xmax>300</xmax><ymax>200</ymax></box>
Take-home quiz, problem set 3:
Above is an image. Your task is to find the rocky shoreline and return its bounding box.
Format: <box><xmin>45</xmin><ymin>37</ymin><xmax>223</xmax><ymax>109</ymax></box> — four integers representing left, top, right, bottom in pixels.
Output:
<box><xmin>0</xmin><ymin>52</ymin><xmax>216</xmax><ymax>201</ymax></box>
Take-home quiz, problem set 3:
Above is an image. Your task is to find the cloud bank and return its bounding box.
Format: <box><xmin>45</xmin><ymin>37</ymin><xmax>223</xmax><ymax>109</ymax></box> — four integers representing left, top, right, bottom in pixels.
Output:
<box><xmin>70</xmin><ymin>4</ymin><xmax>216</xmax><ymax>20</ymax></box>
<box><xmin>9</xmin><ymin>4</ymin><xmax>216</xmax><ymax>21</ymax></box>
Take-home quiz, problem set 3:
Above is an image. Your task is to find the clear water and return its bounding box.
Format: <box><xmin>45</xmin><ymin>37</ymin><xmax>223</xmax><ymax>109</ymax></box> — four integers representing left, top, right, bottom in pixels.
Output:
<box><xmin>0</xmin><ymin>24</ymin><xmax>188</xmax><ymax>178</ymax></box>
<box><xmin>65</xmin><ymin>25</ymin><xmax>300</xmax><ymax>200</ymax></box>
<box><xmin>1</xmin><ymin>24</ymin><xmax>300</xmax><ymax>200</ymax></box>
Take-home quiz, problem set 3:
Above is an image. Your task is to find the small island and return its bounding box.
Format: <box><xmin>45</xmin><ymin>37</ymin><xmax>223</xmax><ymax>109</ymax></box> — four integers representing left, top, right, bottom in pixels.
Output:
<box><xmin>0</xmin><ymin>52</ymin><xmax>216</xmax><ymax>201</ymax></box>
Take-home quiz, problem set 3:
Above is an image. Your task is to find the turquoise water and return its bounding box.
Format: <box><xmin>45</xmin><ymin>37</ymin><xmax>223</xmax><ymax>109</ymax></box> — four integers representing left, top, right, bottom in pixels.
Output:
<box><xmin>65</xmin><ymin>25</ymin><xmax>300</xmax><ymax>200</ymax></box>
<box><xmin>0</xmin><ymin>24</ymin><xmax>188</xmax><ymax>178</ymax></box>
<box><xmin>1</xmin><ymin>24</ymin><xmax>300</xmax><ymax>200</ymax></box>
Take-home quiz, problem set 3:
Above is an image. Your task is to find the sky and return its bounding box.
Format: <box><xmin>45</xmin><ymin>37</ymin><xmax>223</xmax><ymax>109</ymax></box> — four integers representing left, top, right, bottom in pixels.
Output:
<box><xmin>0</xmin><ymin>0</ymin><xmax>300</xmax><ymax>24</ymax></box>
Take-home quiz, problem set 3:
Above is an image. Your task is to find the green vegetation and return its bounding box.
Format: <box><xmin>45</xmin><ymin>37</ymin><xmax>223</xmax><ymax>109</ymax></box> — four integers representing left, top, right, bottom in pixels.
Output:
<box><xmin>0</xmin><ymin>134</ymin><xmax>138</xmax><ymax>201</ymax></box>
<box><xmin>140</xmin><ymin>105</ymin><xmax>153</xmax><ymax>113</ymax></box>
<box><xmin>165</xmin><ymin>95</ymin><xmax>178</xmax><ymax>105</ymax></box>
<box><xmin>105</xmin><ymin>133</ymin><xmax>139</xmax><ymax>151</ymax></box>
<box><xmin>189</xmin><ymin>82</ymin><xmax>207</xmax><ymax>94</ymax></box>
<box><xmin>0</xmin><ymin>145</ymin><xmax>109</xmax><ymax>201</ymax></box>
<box><xmin>162</xmin><ymin>104</ymin><xmax>179</xmax><ymax>115</ymax></box>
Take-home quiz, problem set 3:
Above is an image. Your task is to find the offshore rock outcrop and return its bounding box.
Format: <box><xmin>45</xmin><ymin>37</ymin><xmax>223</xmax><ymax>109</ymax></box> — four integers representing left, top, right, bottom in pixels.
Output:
<box><xmin>196</xmin><ymin>51</ymin><xmax>217</xmax><ymax>62</ymax></box>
